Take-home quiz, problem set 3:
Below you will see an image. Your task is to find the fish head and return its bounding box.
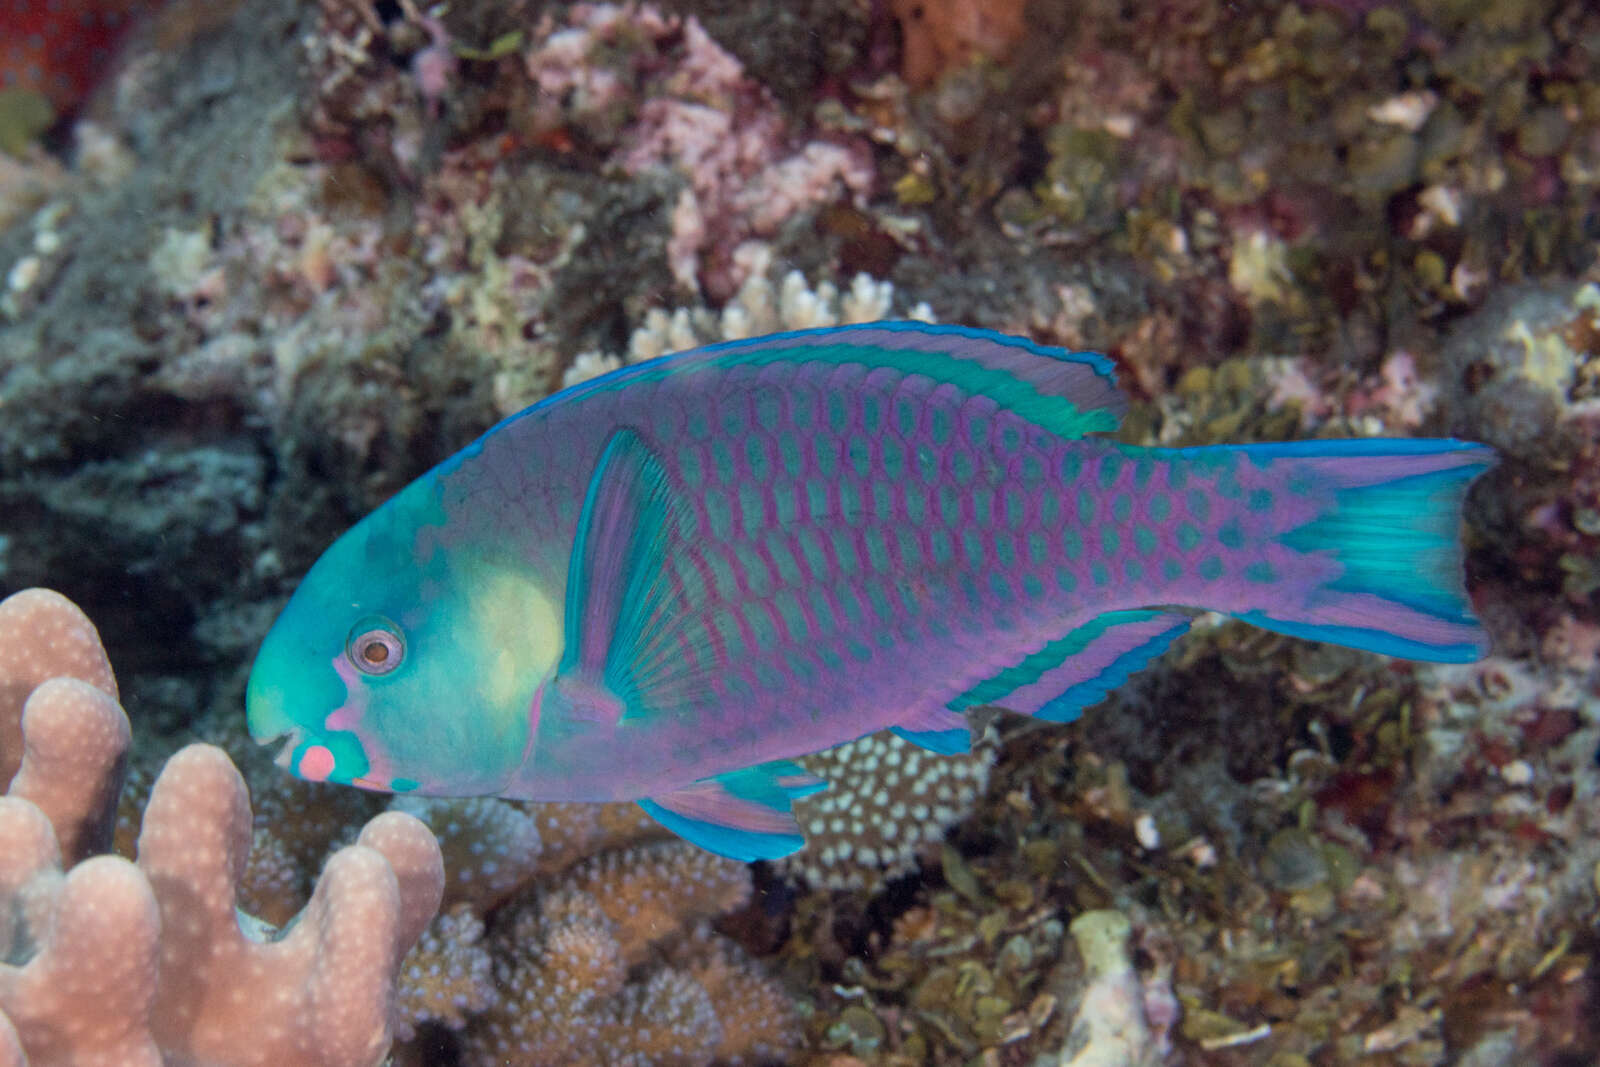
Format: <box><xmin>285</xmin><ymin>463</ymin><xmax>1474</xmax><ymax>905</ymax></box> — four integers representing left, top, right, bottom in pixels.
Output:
<box><xmin>246</xmin><ymin>477</ymin><xmax>542</xmax><ymax>797</ymax></box>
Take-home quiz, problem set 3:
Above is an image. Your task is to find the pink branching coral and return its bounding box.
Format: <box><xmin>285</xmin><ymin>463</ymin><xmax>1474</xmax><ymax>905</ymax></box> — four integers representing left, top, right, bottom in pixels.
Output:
<box><xmin>0</xmin><ymin>588</ymin><xmax>445</xmax><ymax>1067</ymax></box>
<box><xmin>0</xmin><ymin>800</ymin><xmax>163</xmax><ymax>1067</ymax></box>
<box><xmin>7</xmin><ymin>678</ymin><xmax>129</xmax><ymax>866</ymax></box>
<box><xmin>0</xmin><ymin>588</ymin><xmax>119</xmax><ymax>795</ymax></box>
<box><xmin>140</xmin><ymin>746</ymin><xmax>444</xmax><ymax>1067</ymax></box>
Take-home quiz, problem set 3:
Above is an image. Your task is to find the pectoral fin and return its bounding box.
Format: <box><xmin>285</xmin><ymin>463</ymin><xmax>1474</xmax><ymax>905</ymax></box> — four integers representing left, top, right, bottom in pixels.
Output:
<box><xmin>557</xmin><ymin>428</ymin><xmax>707</xmax><ymax>725</ymax></box>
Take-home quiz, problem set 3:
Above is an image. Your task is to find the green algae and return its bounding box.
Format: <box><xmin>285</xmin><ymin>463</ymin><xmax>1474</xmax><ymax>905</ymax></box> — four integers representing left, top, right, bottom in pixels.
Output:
<box><xmin>0</xmin><ymin>90</ymin><xmax>53</xmax><ymax>157</ymax></box>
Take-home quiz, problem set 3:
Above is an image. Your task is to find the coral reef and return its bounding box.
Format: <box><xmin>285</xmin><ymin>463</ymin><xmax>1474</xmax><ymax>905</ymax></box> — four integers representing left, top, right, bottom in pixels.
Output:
<box><xmin>140</xmin><ymin>748</ymin><xmax>443</xmax><ymax>1067</ymax></box>
<box><xmin>390</xmin><ymin>796</ymin><xmax>545</xmax><ymax>911</ymax></box>
<box><xmin>382</xmin><ymin>805</ymin><xmax>802</xmax><ymax>1064</ymax></box>
<box><xmin>0</xmin><ymin>589</ymin><xmax>445</xmax><ymax>1066</ymax></box>
<box><xmin>782</xmin><ymin>727</ymin><xmax>994</xmax><ymax>891</ymax></box>
<box><xmin>561</xmin><ymin>266</ymin><xmax>931</xmax><ymax>391</ymax></box>
<box><xmin>455</xmin><ymin>842</ymin><xmax>798</xmax><ymax>1066</ymax></box>
<box><xmin>1</xmin><ymin>0</ymin><xmax>1598</xmax><ymax>1064</ymax></box>
<box><xmin>888</xmin><ymin>0</ymin><xmax>1027</xmax><ymax>89</ymax></box>
<box><xmin>393</xmin><ymin>904</ymin><xmax>495</xmax><ymax>1042</ymax></box>
<box><xmin>1056</xmin><ymin>910</ymin><xmax>1168</xmax><ymax>1067</ymax></box>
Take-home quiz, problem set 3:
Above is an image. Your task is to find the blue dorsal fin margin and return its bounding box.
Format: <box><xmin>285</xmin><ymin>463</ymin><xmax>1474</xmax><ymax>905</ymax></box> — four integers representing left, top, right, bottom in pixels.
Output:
<box><xmin>890</xmin><ymin>725</ymin><xmax>972</xmax><ymax>755</ymax></box>
<box><xmin>467</xmin><ymin>322</ymin><xmax>1127</xmax><ymax>450</ymax></box>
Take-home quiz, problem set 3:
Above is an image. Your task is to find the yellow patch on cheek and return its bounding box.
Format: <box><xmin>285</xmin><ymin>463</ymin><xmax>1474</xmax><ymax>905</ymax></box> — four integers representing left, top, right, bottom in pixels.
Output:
<box><xmin>466</xmin><ymin>565</ymin><xmax>563</xmax><ymax>710</ymax></box>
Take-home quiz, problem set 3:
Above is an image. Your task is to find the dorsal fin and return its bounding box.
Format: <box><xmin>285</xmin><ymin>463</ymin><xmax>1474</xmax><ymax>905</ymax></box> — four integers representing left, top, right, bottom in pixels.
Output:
<box><xmin>532</xmin><ymin>322</ymin><xmax>1126</xmax><ymax>440</ymax></box>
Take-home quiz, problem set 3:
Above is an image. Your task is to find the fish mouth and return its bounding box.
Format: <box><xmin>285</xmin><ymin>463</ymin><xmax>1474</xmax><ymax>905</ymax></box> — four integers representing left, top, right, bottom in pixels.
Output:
<box><xmin>244</xmin><ymin>636</ymin><xmax>308</xmax><ymax>761</ymax></box>
<box><xmin>258</xmin><ymin>726</ymin><xmax>305</xmax><ymax>770</ymax></box>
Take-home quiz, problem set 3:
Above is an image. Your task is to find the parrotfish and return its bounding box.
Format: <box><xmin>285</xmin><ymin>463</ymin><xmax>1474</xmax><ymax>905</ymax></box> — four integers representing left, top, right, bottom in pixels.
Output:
<box><xmin>246</xmin><ymin>323</ymin><xmax>1492</xmax><ymax>860</ymax></box>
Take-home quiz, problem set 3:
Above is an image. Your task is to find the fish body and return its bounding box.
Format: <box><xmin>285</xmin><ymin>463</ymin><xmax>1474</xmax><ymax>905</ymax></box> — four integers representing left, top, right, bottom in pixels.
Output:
<box><xmin>247</xmin><ymin>323</ymin><xmax>1492</xmax><ymax>859</ymax></box>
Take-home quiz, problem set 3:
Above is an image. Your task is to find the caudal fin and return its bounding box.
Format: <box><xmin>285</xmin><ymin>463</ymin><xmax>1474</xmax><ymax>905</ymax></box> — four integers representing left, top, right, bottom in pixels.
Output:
<box><xmin>1226</xmin><ymin>438</ymin><xmax>1494</xmax><ymax>663</ymax></box>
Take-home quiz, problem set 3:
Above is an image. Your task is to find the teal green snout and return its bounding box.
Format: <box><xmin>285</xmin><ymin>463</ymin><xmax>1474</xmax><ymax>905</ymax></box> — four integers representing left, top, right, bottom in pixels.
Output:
<box><xmin>245</xmin><ymin>626</ymin><xmax>298</xmax><ymax>751</ymax></box>
<box><xmin>246</xmin><ymin>617</ymin><xmax>348</xmax><ymax>768</ymax></box>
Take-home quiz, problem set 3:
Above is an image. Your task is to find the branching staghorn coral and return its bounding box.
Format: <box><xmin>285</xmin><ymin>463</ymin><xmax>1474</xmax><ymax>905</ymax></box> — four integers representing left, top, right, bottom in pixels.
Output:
<box><xmin>390</xmin><ymin>795</ymin><xmax>546</xmax><ymax>911</ymax></box>
<box><xmin>455</xmin><ymin>840</ymin><xmax>799</xmax><ymax>1066</ymax></box>
<box><xmin>392</xmin><ymin>903</ymin><xmax>495</xmax><ymax>1041</ymax></box>
<box><xmin>386</xmin><ymin>811</ymin><xmax>803</xmax><ymax>1063</ymax></box>
<box><xmin>0</xmin><ymin>588</ymin><xmax>445</xmax><ymax>1067</ymax></box>
<box><xmin>357</xmin><ymin>717</ymin><xmax>803</xmax><ymax>1062</ymax></box>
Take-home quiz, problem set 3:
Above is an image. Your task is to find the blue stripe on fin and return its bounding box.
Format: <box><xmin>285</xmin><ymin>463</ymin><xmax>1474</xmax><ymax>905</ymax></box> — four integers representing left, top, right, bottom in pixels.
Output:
<box><xmin>637</xmin><ymin>798</ymin><xmax>803</xmax><ymax>861</ymax></box>
<box><xmin>638</xmin><ymin>761</ymin><xmax>827</xmax><ymax>862</ymax></box>
<box><xmin>1178</xmin><ymin>436</ymin><xmax>1493</xmax><ymax>461</ymax></box>
<box><xmin>948</xmin><ymin>610</ymin><xmax>1189</xmax><ymax>722</ymax></box>
<box><xmin>892</xmin><ymin>703</ymin><xmax>972</xmax><ymax>753</ymax></box>
<box><xmin>891</xmin><ymin>725</ymin><xmax>972</xmax><ymax>754</ymax></box>
<box><xmin>1036</xmin><ymin>613</ymin><xmax>1192</xmax><ymax>724</ymax></box>
<box><xmin>1236</xmin><ymin>612</ymin><xmax>1485</xmax><ymax>663</ymax></box>
<box><xmin>637</xmin><ymin>798</ymin><xmax>801</xmax><ymax>861</ymax></box>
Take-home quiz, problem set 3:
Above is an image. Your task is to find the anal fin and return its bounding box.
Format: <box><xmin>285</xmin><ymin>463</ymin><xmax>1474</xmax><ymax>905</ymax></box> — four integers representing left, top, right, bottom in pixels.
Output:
<box><xmin>639</xmin><ymin>760</ymin><xmax>827</xmax><ymax>861</ymax></box>
<box><xmin>952</xmin><ymin>609</ymin><xmax>1192</xmax><ymax>724</ymax></box>
<box><xmin>891</xmin><ymin>704</ymin><xmax>972</xmax><ymax>754</ymax></box>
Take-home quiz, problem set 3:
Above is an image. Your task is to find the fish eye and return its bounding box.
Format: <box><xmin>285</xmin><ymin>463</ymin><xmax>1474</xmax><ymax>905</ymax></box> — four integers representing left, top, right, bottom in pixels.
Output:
<box><xmin>345</xmin><ymin>616</ymin><xmax>405</xmax><ymax>675</ymax></box>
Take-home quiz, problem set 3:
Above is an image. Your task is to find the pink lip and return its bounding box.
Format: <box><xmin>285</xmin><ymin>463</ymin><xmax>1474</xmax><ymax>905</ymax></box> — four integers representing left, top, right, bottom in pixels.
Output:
<box><xmin>298</xmin><ymin>745</ymin><xmax>336</xmax><ymax>782</ymax></box>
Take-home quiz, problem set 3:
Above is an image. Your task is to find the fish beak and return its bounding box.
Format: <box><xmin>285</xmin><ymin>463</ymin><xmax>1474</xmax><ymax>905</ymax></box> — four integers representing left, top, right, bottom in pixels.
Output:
<box><xmin>268</xmin><ymin>728</ymin><xmax>304</xmax><ymax>769</ymax></box>
<box><xmin>246</xmin><ymin>659</ymin><xmax>302</xmax><ymax>769</ymax></box>
<box><xmin>245</xmin><ymin>661</ymin><xmax>294</xmax><ymax>747</ymax></box>
<box><xmin>245</xmin><ymin>623</ymin><xmax>314</xmax><ymax>755</ymax></box>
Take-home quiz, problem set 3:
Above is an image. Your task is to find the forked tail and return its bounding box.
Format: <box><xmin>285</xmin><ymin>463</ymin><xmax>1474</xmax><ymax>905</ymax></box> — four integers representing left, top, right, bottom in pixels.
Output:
<box><xmin>1216</xmin><ymin>438</ymin><xmax>1494</xmax><ymax>662</ymax></box>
